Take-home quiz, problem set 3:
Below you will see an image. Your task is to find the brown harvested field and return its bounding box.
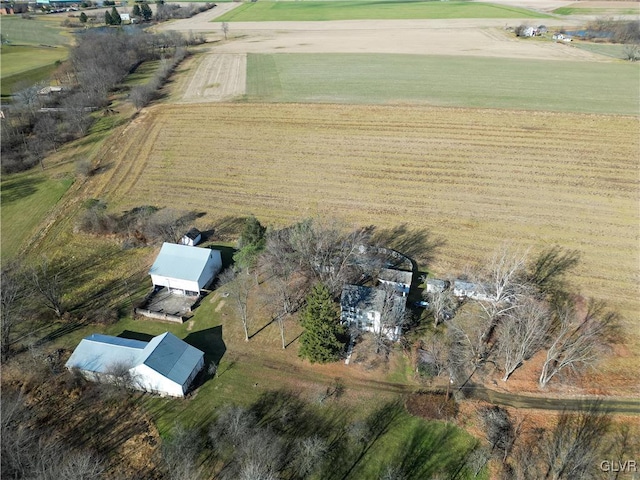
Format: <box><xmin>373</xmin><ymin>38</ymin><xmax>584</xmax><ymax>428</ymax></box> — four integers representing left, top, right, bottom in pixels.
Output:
<box><xmin>90</xmin><ymin>103</ymin><xmax>639</xmax><ymax>394</ymax></box>
<box><xmin>178</xmin><ymin>53</ymin><xmax>246</xmax><ymax>103</ymax></box>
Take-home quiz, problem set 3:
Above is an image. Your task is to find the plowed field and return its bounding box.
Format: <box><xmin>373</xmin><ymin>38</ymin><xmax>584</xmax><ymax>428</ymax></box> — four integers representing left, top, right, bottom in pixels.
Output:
<box><xmin>94</xmin><ymin>104</ymin><xmax>639</xmax><ymax>384</ymax></box>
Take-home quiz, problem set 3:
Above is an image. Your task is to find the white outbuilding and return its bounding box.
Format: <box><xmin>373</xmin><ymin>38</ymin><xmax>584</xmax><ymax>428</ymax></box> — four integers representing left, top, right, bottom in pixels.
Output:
<box><xmin>149</xmin><ymin>242</ymin><xmax>222</xmax><ymax>296</ymax></box>
<box><xmin>65</xmin><ymin>332</ymin><xmax>205</xmax><ymax>397</ymax></box>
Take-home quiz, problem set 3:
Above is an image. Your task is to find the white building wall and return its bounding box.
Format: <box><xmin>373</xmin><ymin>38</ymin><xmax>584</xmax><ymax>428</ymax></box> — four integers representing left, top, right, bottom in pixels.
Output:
<box><xmin>197</xmin><ymin>250</ymin><xmax>222</xmax><ymax>289</ymax></box>
<box><xmin>150</xmin><ymin>275</ymin><xmax>200</xmax><ymax>294</ymax></box>
<box><xmin>130</xmin><ymin>364</ymin><xmax>185</xmax><ymax>397</ymax></box>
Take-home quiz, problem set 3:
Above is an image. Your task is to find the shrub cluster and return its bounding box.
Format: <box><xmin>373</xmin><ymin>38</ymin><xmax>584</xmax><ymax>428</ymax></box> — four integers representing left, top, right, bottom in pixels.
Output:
<box><xmin>129</xmin><ymin>47</ymin><xmax>188</xmax><ymax>110</ymax></box>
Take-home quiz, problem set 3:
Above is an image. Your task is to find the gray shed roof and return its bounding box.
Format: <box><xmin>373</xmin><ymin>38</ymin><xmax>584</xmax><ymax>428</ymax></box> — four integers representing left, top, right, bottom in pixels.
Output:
<box><xmin>378</xmin><ymin>268</ymin><xmax>413</xmax><ymax>286</ymax></box>
<box><xmin>139</xmin><ymin>332</ymin><xmax>204</xmax><ymax>386</ymax></box>
<box><xmin>149</xmin><ymin>242</ymin><xmax>212</xmax><ymax>282</ymax></box>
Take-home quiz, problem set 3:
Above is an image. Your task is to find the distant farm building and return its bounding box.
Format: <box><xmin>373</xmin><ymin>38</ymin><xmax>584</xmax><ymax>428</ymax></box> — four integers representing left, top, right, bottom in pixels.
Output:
<box><xmin>149</xmin><ymin>242</ymin><xmax>222</xmax><ymax>296</ymax></box>
<box><xmin>452</xmin><ymin>280</ymin><xmax>494</xmax><ymax>302</ymax></box>
<box><xmin>180</xmin><ymin>227</ymin><xmax>202</xmax><ymax>247</ymax></box>
<box><xmin>65</xmin><ymin>332</ymin><xmax>205</xmax><ymax>397</ymax></box>
<box><xmin>425</xmin><ymin>278</ymin><xmax>450</xmax><ymax>294</ymax></box>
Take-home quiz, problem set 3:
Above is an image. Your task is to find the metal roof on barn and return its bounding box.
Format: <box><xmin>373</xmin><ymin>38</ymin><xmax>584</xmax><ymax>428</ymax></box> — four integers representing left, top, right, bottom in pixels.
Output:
<box><xmin>138</xmin><ymin>332</ymin><xmax>204</xmax><ymax>386</ymax></box>
<box><xmin>149</xmin><ymin>242</ymin><xmax>212</xmax><ymax>282</ymax></box>
<box><xmin>65</xmin><ymin>334</ymin><xmax>147</xmax><ymax>374</ymax></box>
<box><xmin>65</xmin><ymin>332</ymin><xmax>204</xmax><ymax>386</ymax></box>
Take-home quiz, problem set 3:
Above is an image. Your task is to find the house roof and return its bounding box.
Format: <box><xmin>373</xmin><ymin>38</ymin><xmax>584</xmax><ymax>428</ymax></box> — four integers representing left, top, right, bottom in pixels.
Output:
<box><xmin>138</xmin><ymin>332</ymin><xmax>204</xmax><ymax>386</ymax></box>
<box><xmin>341</xmin><ymin>285</ymin><xmax>386</xmax><ymax>313</ymax></box>
<box><xmin>149</xmin><ymin>242</ymin><xmax>212</xmax><ymax>282</ymax></box>
<box><xmin>378</xmin><ymin>268</ymin><xmax>413</xmax><ymax>286</ymax></box>
<box><xmin>65</xmin><ymin>332</ymin><xmax>204</xmax><ymax>386</ymax></box>
<box><xmin>183</xmin><ymin>228</ymin><xmax>201</xmax><ymax>240</ymax></box>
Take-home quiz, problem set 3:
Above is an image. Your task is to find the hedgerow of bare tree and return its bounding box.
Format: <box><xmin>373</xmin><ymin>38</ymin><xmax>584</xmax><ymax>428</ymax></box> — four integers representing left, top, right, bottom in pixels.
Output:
<box><xmin>538</xmin><ymin>300</ymin><xmax>619</xmax><ymax>388</ymax></box>
<box><xmin>162</xmin><ymin>424</ymin><xmax>204</xmax><ymax>480</ymax></box>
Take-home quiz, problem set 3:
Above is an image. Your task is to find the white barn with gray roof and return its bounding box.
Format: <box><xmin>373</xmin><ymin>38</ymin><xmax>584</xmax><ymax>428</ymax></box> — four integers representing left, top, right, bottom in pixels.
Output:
<box><xmin>149</xmin><ymin>242</ymin><xmax>222</xmax><ymax>296</ymax></box>
<box><xmin>65</xmin><ymin>332</ymin><xmax>205</xmax><ymax>397</ymax></box>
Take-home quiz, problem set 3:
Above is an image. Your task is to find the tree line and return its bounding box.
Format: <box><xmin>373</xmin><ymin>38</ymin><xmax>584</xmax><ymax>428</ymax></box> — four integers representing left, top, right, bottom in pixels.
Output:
<box><xmin>1</xmin><ymin>28</ymin><xmax>197</xmax><ymax>173</ymax></box>
<box><xmin>418</xmin><ymin>246</ymin><xmax>620</xmax><ymax>390</ymax></box>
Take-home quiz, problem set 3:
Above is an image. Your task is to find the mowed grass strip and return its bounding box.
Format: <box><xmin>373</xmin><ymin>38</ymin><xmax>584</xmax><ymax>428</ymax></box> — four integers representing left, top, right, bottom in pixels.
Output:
<box><xmin>95</xmin><ymin>103</ymin><xmax>640</xmax><ymax>394</ymax></box>
<box><xmin>1</xmin><ymin>173</ymin><xmax>74</xmax><ymax>260</ymax></box>
<box><xmin>246</xmin><ymin>53</ymin><xmax>640</xmax><ymax>115</ymax></box>
<box><xmin>214</xmin><ymin>1</ymin><xmax>548</xmax><ymax>22</ymax></box>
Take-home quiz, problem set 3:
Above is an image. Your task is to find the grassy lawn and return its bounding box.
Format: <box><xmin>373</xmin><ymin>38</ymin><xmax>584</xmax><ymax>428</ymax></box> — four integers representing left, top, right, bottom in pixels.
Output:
<box><xmin>0</xmin><ymin>44</ymin><xmax>67</xmax><ymax>76</ymax></box>
<box><xmin>246</xmin><ymin>53</ymin><xmax>640</xmax><ymax>115</ymax></box>
<box><xmin>0</xmin><ymin>16</ymin><xmax>70</xmax><ymax>46</ymax></box>
<box><xmin>214</xmin><ymin>1</ymin><xmax>548</xmax><ymax>22</ymax></box>
<box><xmin>0</xmin><ymin>172</ymin><xmax>74</xmax><ymax>261</ymax></box>
<box><xmin>0</xmin><ymin>17</ymin><xmax>70</xmax><ymax>97</ymax></box>
<box><xmin>571</xmin><ymin>42</ymin><xmax>633</xmax><ymax>60</ymax></box>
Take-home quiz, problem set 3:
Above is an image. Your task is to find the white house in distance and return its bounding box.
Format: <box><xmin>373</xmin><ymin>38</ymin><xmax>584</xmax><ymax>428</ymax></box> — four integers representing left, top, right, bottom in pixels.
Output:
<box><xmin>340</xmin><ymin>285</ymin><xmax>405</xmax><ymax>341</ymax></box>
<box><xmin>65</xmin><ymin>332</ymin><xmax>205</xmax><ymax>397</ymax></box>
<box><xmin>180</xmin><ymin>228</ymin><xmax>202</xmax><ymax>247</ymax></box>
<box><xmin>149</xmin><ymin>242</ymin><xmax>222</xmax><ymax>296</ymax></box>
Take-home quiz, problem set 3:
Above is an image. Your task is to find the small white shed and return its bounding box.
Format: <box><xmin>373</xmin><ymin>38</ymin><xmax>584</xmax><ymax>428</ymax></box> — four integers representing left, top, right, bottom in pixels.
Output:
<box><xmin>149</xmin><ymin>243</ymin><xmax>222</xmax><ymax>296</ymax></box>
<box><xmin>180</xmin><ymin>228</ymin><xmax>202</xmax><ymax>247</ymax></box>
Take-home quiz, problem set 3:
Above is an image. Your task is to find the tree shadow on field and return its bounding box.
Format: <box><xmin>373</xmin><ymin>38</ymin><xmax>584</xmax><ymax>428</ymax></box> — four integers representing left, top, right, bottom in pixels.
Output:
<box><xmin>1</xmin><ymin>175</ymin><xmax>45</xmax><ymax>204</ymax></box>
<box><xmin>184</xmin><ymin>326</ymin><xmax>226</xmax><ymax>368</ymax></box>
<box><xmin>371</xmin><ymin>224</ymin><xmax>446</xmax><ymax>269</ymax></box>
<box><xmin>212</xmin><ymin>215</ymin><xmax>247</xmax><ymax>242</ymax></box>
<box><xmin>378</xmin><ymin>421</ymin><xmax>479</xmax><ymax>479</ymax></box>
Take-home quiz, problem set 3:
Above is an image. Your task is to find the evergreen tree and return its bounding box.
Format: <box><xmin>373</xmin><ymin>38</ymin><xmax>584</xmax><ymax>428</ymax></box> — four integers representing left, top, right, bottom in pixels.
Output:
<box><xmin>104</xmin><ymin>9</ymin><xmax>113</xmax><ymax>25</ymax></box>
<box><xmin>141</xmin><ymin>3</ymin><xmax>152</xmax><ymax>21</ymax></box>
<box><xmin>233</xmin><ymin>215</ymin><xmax>266</xmax><ymax>273</ymax></box>
<box><xmin>111</xmin><ymin>6</ymin><xmax>121</xmax><ymax>25</ymax></box>
<box><xmin>299</xmin><ymin>283</ymin><xmax>346</xmax><ymax>363</ymax></box>
<box><xmin>132</xmin><ymin>3</ymin><xmax>141</xmax><ymax>17</ymax></box>
<box><xmin>239</xmin><ymin>215</ymin><xmax>266</xmax><ymax>249</ymax></box>
<box><xmin>79</xmin><ymin>11</ymin><xmax>88</xmax><ymax>23</ymax></box>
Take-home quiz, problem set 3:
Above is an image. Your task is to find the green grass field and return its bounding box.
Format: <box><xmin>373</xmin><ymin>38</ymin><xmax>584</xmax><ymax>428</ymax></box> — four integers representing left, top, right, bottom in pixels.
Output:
<box><xmin>553</xmin><ymin>6</ymin><xmax>638</xmax><ymax>15</ymax></box>
<box><xmin>214</xmin><ymin>1</ymin><xmax>548</xmax><ymax>22</ymax></box>
<box><xmin>1</xmin><ymin>172</ymin><xmax>74</xmax><ymax>260</ymax></box>
<box><xmin>571</xmin><ymin>42</ymin><xmax>633</xmax><ymax>60</ymax></box>
<box><xmin>0</xmin><ymin>16</ymin><xmax>70</xmax><ymax>46</ymax></box>
<box><xmin>246</xmin><ymin>53</ymin><xmax>640</xmax><ymax>114</ymax></box>
<box><xmin>0</xmin><ymin>44</ymin><xmax>67</xmax><ymax>77</ymax></box>
<box><xmin>0</xmin><ymin>17</ymin><xmax>70</xmax><ymax>96</ymax></box>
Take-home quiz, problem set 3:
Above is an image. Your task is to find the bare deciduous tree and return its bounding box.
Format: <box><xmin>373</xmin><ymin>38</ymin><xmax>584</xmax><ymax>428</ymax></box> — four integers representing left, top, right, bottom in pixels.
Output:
<box><xmin>540</xmin><ymin>402</ymin><xmax>611</xmax><ymax>480</ymax></box>
<box><xmin>29</xmin><ymin>259</ymin><xmax>65</xmax><ymax>318</ymax></box>
<box><xmin>479</xmin><ymin>406</ymin><xmax>518</xmax><ymax>463</ymax></box>
<box><xmin>1</xmin><ymin>263</ymin><xmax>25</xmax><ymax>360</ymax></box>
<box><xmin>424</xmin><ymin>287</ymin><xmax>457</xmax><ymax>328</ymax></box>
<box><xmin>497</xmin><ymin>298</ymin><xmax>552</xmax><ymax>381</ymax></box>
<box><xmin>221</xmin><ymin>22</ymin><xmax>229</xmax><ymax>40</ymax></box>
<box><xmin>375</xmin><ymin>286</ymin><xmax>407</xmax><ymax>354</ymax></box>
<box><xmin>219</xmin><ymin>268</ymin><xmax>254</xmax><ymax>342</ymax></box>
<box><xmin>539</xmin><ymin>300</ymin><xmax>619</xmax><ymax>388</ymax></box>
<box><xmin>162</xmin><ymin>424</ymin><xmax>204</xmax><ymax>480</ymax></box>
